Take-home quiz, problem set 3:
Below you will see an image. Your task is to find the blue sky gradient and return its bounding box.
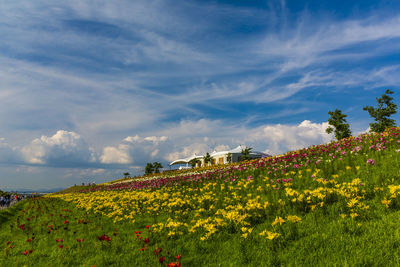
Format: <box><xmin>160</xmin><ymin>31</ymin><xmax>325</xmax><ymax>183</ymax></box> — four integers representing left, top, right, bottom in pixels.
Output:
<box><xmin>1</xmin><ymin>0</ymin><xmax>400</xmax><ymax>190</ymax></box>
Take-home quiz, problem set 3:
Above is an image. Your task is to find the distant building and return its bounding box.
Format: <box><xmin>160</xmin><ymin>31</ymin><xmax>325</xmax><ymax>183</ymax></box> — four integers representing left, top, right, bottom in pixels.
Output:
<box><xmin>169</xmin><ymin>145</ymin><xmax>270</xmax><ymax>169</ymax></box>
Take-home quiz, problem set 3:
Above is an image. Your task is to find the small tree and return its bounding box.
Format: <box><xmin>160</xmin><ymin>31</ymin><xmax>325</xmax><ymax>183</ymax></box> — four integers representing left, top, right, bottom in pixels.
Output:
<box><xmin>363</xmin><ymin>89</ymin><xmax>397</xmax><ymax>133</ymax></box>
<box><xmin>241</xmin><ymin>147</ymin><xmax>252</xmax><ymax>161</ymax></box>
<box><xmin>123</xmin><ymin>172</ymin><xmax>130</xmax><ymax>178</ymax></box>
<box><xmin>226</xmin><ymin>152</ymin><xmax>232</xmax><ymax>164</ymax></box>
<box><xmin>145</xmin><ymin>163</ymin><xmax>154</xmax><ymax>175</ymax></box>
<box><xmin>153</xmin><ymin>162</ymin><xmax>163</xmax><ymax>173</ymax></box>
<box><xmin>326</xmin><ymin>109</ymin><xmax>352</xmax><ymax>140</ymax></box>
<box><xmin>203</xmin><ymin>152</ymin><xmax>212</xmax><ymax>166</ymax></box>
<box><xmin>189</xmin><ymin>158</ymin><xmax>200</xmax><ymax>168</ymax></box>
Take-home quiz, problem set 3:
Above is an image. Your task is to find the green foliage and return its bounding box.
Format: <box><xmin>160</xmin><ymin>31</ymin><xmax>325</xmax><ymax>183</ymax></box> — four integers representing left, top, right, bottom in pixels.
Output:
<box><xmin>240</xmin><ymin>147</ymin><xmax>252</xmax><ymax>161</ymax></box>
<box><xmin>363</xmin><ymin>89</ymin><xmax>397</xmax><ymax>133</ymax></box>
<box><xmin>326</xmin><ymin>109</ymin><xmax>352</xmax><ymax>140</ymax></box>
<box><xmin>145</xmin><ymin>163</ymin><xmax>154</xmax><ymax>175</ymax></box>
<box><xmin>226</xmin><ymin>153</ymin><xmax>232</xmax><ymax>164</ymax></box>
<box><xmin>123</xmin><ymin>172</ymin><xmax>130</xmax><ymax>178</ymax></box>
<box><xmin>203</xmin><ymin>153</ymin><xmax>212</xmax><ymax>166</ymax></box>
<box><xmin>189</xmin><ymin>158</ymin><xmax>200</xmax><ymax>168</ymax></box>
<box><xmin>153</xmin><ymin>162</ymin><xmax>163</xmax><ymax>173</ymax></box>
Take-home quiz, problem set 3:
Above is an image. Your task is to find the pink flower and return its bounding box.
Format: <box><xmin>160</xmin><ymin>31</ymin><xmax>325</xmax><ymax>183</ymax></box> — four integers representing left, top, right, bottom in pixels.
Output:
<box><xmin>367</xmin><ymin>158</ymin><xmax>375</xmax><ymax>165</ymax></box>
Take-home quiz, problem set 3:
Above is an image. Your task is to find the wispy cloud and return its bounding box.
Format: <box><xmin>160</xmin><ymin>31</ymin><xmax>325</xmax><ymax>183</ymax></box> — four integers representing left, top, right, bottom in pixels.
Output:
<box><xmin>1</xmin><ymin>0</ymin><xmax>400</xmax><ymax>189</ymax></box>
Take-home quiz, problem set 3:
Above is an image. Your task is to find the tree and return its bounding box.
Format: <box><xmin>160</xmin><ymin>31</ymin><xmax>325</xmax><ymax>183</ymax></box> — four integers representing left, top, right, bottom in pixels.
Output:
<box><xmin>123</xmin><ymin>172</ymin><xmax>130</xmax><ymax>178</ymax></box>
<box><xmin>189</xmin><ymin>158</ymin><xmax>200</xmax><ymax>168</ymax></box>
<box><xmin>145</xmin><ymin>163</ymin><xmax>154</xmax><ymax>175</ymax></box>
<box><xmin>226</xmin><ymin>152</ymin><xmax>232</xmax><ymax>164</ymax></box>
<box><xmin>363</xmin><ymin>89</ymin><xmax>397</xmax><ymax>133</ymax></box>
<box><xmin>153</xmin><ymin>162</ymin><xmax>163</xmax><ymax>173</ymax></box>
<box><xmin>203</xmin><ymin>152</ymin><xmax>212</xmax><ymax>166</ymax></box>
<box><xmin>326</xmin><ymin>109</ymin><xmax>352</xmax><ymax>140</ymax></box>
<box><xmin>241</xmin><ymin>147</ymin><xmax>252</xmax><ymax>161</ymax></box>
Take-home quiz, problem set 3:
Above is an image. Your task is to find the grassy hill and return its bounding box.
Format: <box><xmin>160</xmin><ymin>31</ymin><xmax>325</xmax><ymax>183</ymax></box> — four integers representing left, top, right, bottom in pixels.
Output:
<box><xmin>2</xmin><ymin>128</ymin><xmax>400</xmax><ymax>266</ymax></box>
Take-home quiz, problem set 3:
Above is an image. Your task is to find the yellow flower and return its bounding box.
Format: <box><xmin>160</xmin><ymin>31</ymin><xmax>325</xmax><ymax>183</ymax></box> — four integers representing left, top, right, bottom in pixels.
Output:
<box><xmin>382</xmin><ymin>199</ymin><xmax>391</xmax><ymax>208</ymax></box>
<box><xmin>339</xmin><ymin>214</ymin><xmax>346</xmax><ymax>219</ymax></box>
<box><xmin>346</xmin><ymin>166</ymin><xmax>351</xmax><ymax>170</ymax></box>
<box><xmin>259</xmin><ymin>231</ymin><xmax>266</xmax><ymax>236</ymax></box>
<box><xmin>272</xmin><ymin>216</ymin><xmax>285</xmax><ymax>226</ymax></box>
<box><xmin>347</xmin><ymin>198</ymin><xmax>358</xmax><ymax>208</ymax></box>
<box><xmin>286</xmin><ymin>215</ymin><xmax>302</xmax><ymax>223</ymax></box>
<box><xmin>266</xmin><ymin>231</ymin><xmax>280</xmax><ymax>240</ymax></box>
<box><xmin>350</xmin><ymin>213</ymin><xmax>358</xmax><ymax>219</ymax></box>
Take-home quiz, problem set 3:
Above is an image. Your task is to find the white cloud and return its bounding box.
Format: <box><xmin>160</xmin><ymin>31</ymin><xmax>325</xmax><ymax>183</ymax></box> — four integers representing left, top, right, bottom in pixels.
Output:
<box><xmin>162</xmin><ymin>119</ymin><xmax>334</xmax><ymax>162</ymax></box>
<box><xmin>21</xmin><ymin>130</ymin><xmax>96</xmax><ymax>166</ymax></box>
<box><xmin>165</xmin><ymin>143</ymin><xmax>212</xmax><ymax>162</ymax></box>
<box><xmin>246</xmin><ymin>120</ymin><xmax>333</xmax><ymax>154</ymax></box>
<box><xmin>100</xmin><ymin>134</ymin><xmax>169</xmax><ymax>165</ymax></box>
<box><xmin>100</xmin><ymin>145</ymin><xmax>131</xmax><ymax>164</ymax></box>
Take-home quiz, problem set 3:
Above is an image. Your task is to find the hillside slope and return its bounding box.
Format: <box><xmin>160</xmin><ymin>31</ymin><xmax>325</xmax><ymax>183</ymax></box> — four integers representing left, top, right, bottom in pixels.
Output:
<box><xmin>2</xmin><ymin>128</ymin><xmax>400</xmax><ymax>266</ymax></box>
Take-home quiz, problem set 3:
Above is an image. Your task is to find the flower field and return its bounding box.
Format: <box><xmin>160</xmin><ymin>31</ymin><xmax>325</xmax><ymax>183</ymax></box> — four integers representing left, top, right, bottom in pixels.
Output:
<box><xmin>3</xmin><ymin>128</ymin><xmax>400</xmax><ymax>266</ymax></box>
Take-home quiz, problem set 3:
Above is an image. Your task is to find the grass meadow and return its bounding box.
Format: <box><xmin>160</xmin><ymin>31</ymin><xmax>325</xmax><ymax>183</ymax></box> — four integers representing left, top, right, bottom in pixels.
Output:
<box><xmin>2</xmin><ymin>128</ymin><xmax>400</xmax><ymax>266</ymax></box>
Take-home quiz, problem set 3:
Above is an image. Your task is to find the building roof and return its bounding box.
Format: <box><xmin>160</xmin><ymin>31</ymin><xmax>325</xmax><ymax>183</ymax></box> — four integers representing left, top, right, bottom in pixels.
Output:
<box><xmin>169</xmin><ymin>145</ymin><xmax>270</xmax><ymax>166</ymax></box>
<box><xmin>169</xmin><ymin>154</ymin><xmax>203</xmax><ymax>166</ymax></box>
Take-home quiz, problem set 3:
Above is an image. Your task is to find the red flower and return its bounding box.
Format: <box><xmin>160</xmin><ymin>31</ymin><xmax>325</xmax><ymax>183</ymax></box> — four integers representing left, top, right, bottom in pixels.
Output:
<box><xmin>135</xmin><ymin>231</ymin><xmax>142</xmax><ymax>234</ymax></box>
<box><xmin>144</xmin><ymin>238</ymin><xmax>149</xmax><ymax>244</ymax></box>
<box><xmin>23</xmin><ymin>250</ymin><xmax>33</xmax><ymax>255</ymax></box>
<box><xmin>98</xmin><ymin>234</ymin><xmax>111</xmax><ymax>242</ymax></box>
<box><xmin>140</xmin><ymin>247</ymin><xmax>146</xmax><ymax>251</ymax></box>
<box><xmin>26</xmin><ymin>238</ymin><xmax>33</xmax><ymax>243</ymax></box>
<box><xmin>159</xmin><ymin>257</ymin><xmax>165</xmax><ymax>263</ymax></box>
<box><xmin>145</xmin><ymin>225</ymin><xmax>150</xmax><ymax>229</ymax></box>
<box><xmin>58</xmin><ymin>245</ymin><xmax>64</xmax><ymax>249</ymax></box>
<box><xmin>167</xmin><ymin>262</ymin><xmax>181</xmax><ymax>267</ymax></box>
<box><xmin>56</xmin><ymin>239</ymin><xmax>64</xmax><ymax>243</ymax></box>
<box><xmin>6</xmin><ymin>241</ymin><xmax>11</xmax><ymax>245</ymax></box>
<box><xmin>18</xmin><ymin>224</ymin><xmax>25</xmax><ymax>230</ymax></box>
<box><xmin>64</xmin><ymin>220</ymin><xmax>69</xmax><ymax>224</ymax></box>
<box><xmin>175</xmin><ymin>255</ymin><xmax>181</xmax><ymax>260</ymax></box>
<box><xmin>76</xmin><ymin>239</ymin><xmax>84</xmax><ymax>242</ymax></box>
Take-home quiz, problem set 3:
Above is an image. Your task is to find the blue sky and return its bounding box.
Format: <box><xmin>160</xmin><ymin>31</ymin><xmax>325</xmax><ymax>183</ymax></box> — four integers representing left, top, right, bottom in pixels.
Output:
<box><xmin>1</xmin><ymin>0</ymin><xmax>400</xmax><ymax>190</ymax></box>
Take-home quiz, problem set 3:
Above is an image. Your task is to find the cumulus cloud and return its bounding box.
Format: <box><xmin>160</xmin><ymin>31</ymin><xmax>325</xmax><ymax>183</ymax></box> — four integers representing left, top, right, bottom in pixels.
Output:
<box><xmin>248</xmin><ymin>120</ymin><xmax>333</xmax><ymax>154</ymax></box>
<box><xmin>165</xmin><ymin>143</ymin><xmax>212</xmax><ymax>162</ymax></box>
<box><xmin>100</xmin><ymin>135</ymin><xmax>169</xmax><ymax>165</ymax></box>
<box><xmin>21</xmin><ymin>130</ymin><xmax>96</xmax><ymax>167</ymax></box>
<box><xmin>100</xmin><ymin>145</ymin><xmax>131</xmax><ymax>164</ymax></box>
<box><xmin>162</xmin><ymin>119</ymin><xmax>334</xmax><ymax>163</ymax></box>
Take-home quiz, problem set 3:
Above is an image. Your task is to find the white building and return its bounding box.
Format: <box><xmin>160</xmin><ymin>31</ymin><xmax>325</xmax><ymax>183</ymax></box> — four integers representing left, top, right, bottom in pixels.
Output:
<box><xmin>169</xmin><ymin>145</ymin><xmax>269</xmax><ymax>169</ymax></box>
